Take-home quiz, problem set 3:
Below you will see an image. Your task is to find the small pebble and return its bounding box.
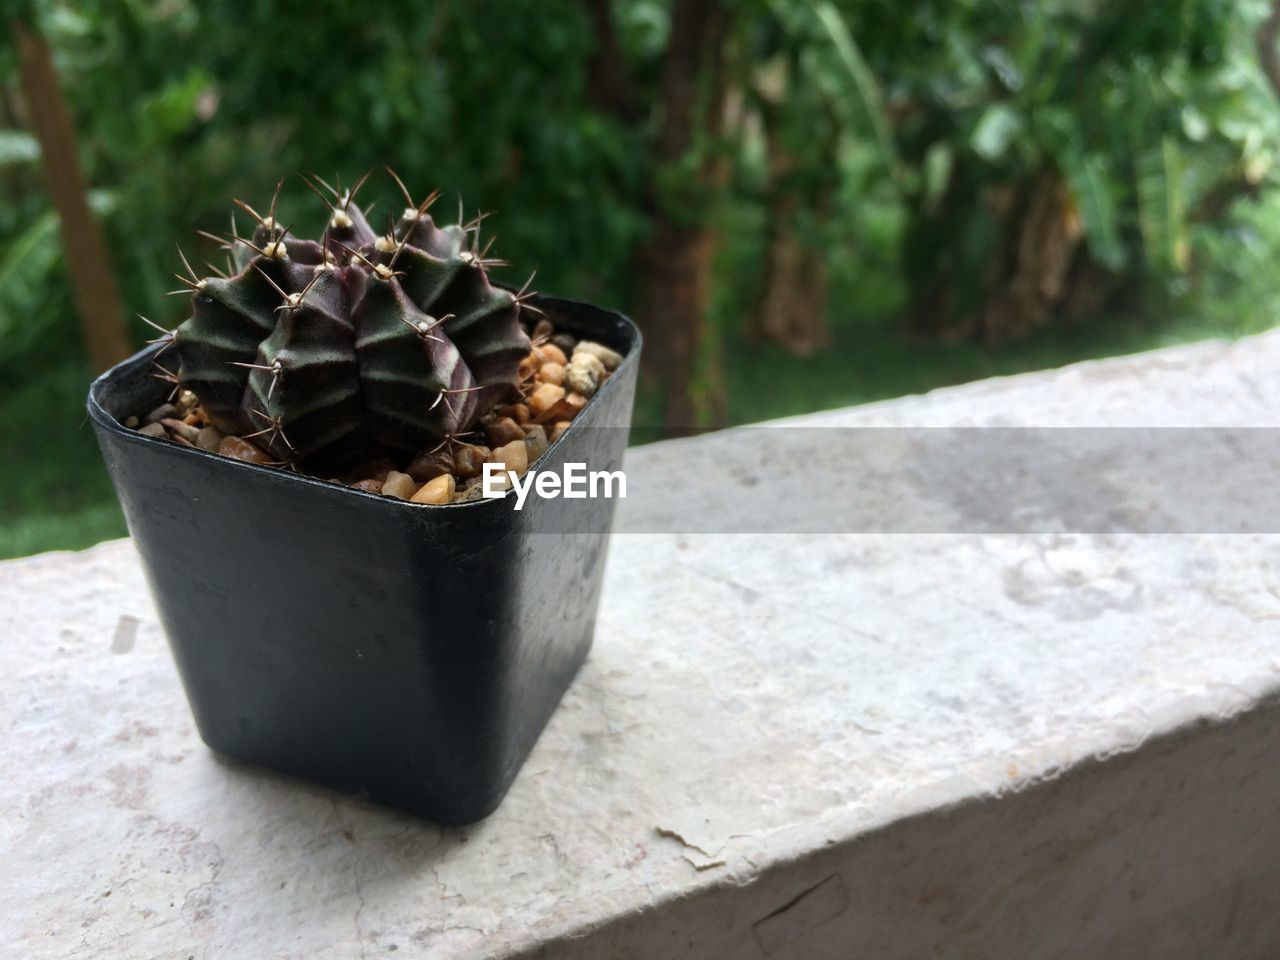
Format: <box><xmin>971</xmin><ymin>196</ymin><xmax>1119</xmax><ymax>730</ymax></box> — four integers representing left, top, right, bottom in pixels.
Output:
<box><xmin>573</xmin><ymin>340</ymin><xmax>623</xmax><ymax>371</ymax></box>
<box><xmin>564</xmin><ymin>355</ymin><xmax>603</xmax><ymax>398</ymax></box>
<box><xmin>381</xmin><ymin>471</ymin><xmax>418</xmax><ymax>500</ymax></box>
<box><xmin>561</xmin><ymin>393</ymin><xmax>589</xmax><ymax>420</ymax></box>
<box><xmin>137</xmin><ymin>422</ymin><xmax>167</xmax><ymax>439</ymax></box>
<box><xmin>218</xmin><ymin>436</ymin><xmax>273</xmax><ymax>464</ymax></box>
<box><xmin>411</xmin><ymin>473</ymin><xmax>455</xmax><ymax>504</ymax></box>
<box><xmin>549</xmin><ymin>420</ymin><xmax>571</xmax><ymax>443</ymax></box>
<box><xmin>453</xmin><ymin>482</ymin><xmax>485</xmax><ymax>503</ymax></box>
<box><xmin>143</xmin><ymin>403</ymin><xmax>178</xmax><ymax>426</ymax></box>
<box><xmin>454</xmin><ymin>444</ymin><xmax>491</xmax><ymax>479</ymax></box>
<box><xmin>161</xmin><ymin>418</ymin><xmax>202</xmax><ymax>444</ymax></box>
<box><xmin>538</xmin><ymin>362</ymin><xmax>565</xmax><ymax>386</ymax></box>
<box><xmin>536</xmin><ymin>391</ymin><xmax>587</xmax><ymax>424</ymax></box>
<box><xmin>528</xmin><ymin>382</ymin><xmax>565</xmax><ymax>419</ymax></box>
<box><xmin>406</xmin><ymin>448</ymin><xmax>455</xmax><ymax>483</ymax></box>
<box><xmin>177</xmin><ymin>389</ymin><xmax>199</xmax><ymax>414</ymax></box>
<box><xmin>183</xmin><ymin>412</ymin><xmax>202</xmax><ymax>426</ymax></box>
<box><xmin>196</xmin><ymin>426</ymin><xmax>224</xmax><ymax>452</ymax></box>
<box><xmin>551</xmin><ymin>333</ymin><xmax>576</xmax><ymax>356</ymax></box>
<box><xmin>485</xmin><ymin>416</ymin><xmax>525</xmax><ymax>448</ymax></box>
<box><xmin>539</xmin><ymin>343</ymin><xmax>568</xmax><ymax>367</ymax></box>
<box><xmin>517</xmin><ymin>352</ymin><xmax>540</xmax><ymax>380</ymax></box>
<box><xmin>492</xmin><ymin>439</ymin><xmax>529</xmax><ymax>476</ymax></box>
<box><xmin>124</xmin><ymin>416</ymin><xmax>139</xmax><ymax>428</ymax></box>
<box><xmin>495</xmin><ymin>403</ymin><xmax>530</xmax><ymax>424</ymax></box>
<box><xmin>350</xmin><ymin>478</ymin><xmax>384</xmax><ymax>494</ymax></box>
<box><xmin>573</xmin><ymin>351</ymin><xmax>606</xmax><ymax>379</ymax></box>
<box><xmin>523</xmin><ymin>424</ymin><xmax>548</xmax><ymax>464</ymax></box>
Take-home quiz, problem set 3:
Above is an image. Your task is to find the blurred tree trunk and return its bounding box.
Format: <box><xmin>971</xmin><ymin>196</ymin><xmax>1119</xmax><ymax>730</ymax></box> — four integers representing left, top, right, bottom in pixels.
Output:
<box><xmin>1257</xmin><ymin>0</ymin><xmax>1280</xmax><ymax>97</ymax></box>
<box><xmin>905</xmin><ymin>166</ymin><xmax>1090</xmax><ymax>346</ymax></box>
<box><xmin>756</xmin><ymin>186</ymin><xmax>830</xmax><ymax>355</ymax></box>
<box><xmin>582</xmin><ymin>0</ymin><xmax>635</xmax><ymax>119</ymax></box>
<box><xmin>15</xmin><ymin>21</ymin><xmax>131</xmax><ymax>372</ymax></box>
<box><xmin>633</xmin><ymin>0</ymin><xmax>731</xmax><ymax>432</ymax></box>
<box><xmin>976</xmin><ymin>170</ymin><xmax>1085</xmax><ymax>345</ymax></box>
<box><xmin>752</xmin><ymin>59</ymin><xmax>836</xmax><ymax>357</ymax></box>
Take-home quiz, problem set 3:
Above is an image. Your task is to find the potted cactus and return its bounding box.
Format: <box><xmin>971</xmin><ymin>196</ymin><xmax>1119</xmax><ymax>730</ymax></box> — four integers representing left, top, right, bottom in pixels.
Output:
<box><xmin>87</xmin><ymin>172</ymin><xmax>640</xmax><ymax>824</ymax></box>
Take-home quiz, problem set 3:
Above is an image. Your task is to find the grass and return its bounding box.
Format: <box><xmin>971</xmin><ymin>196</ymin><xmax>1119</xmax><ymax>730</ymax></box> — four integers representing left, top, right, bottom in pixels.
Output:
<box><xmin>0</xmin><ymin>304</ymin><xmax>1246</xmax><ymax>562</ymax></box>
<box><xmin>0</xmin><ymin>363</ymin><xmax>127</xmax><ymax>560</ymax></box>
<box><xmin>630</xmin><ymin>297</ymin><xmax>1232</xmax><ymax>435</ymax></box>
<box><xmin>720</xmin><ymin>309</ymin><xmax>1222</xmax><ymax>426</ymax></box>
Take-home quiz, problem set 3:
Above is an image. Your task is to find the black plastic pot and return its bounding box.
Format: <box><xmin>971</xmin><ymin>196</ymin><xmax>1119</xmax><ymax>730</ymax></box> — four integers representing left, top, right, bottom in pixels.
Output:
<box><xmin>88</xmin><ymin>296</ymin><xmax>639</xmax><ymax>824</ymax></box>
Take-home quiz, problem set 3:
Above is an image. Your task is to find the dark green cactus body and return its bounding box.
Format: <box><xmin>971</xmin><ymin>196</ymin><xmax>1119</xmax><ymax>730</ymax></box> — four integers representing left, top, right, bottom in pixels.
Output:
<box><xmin>242</xmin><ymin>263</ymin><xmax>362</xmax><ymax>458</ymax></box>
<box><xmin>353</xmin><ymin>272</ymin><xmax>479</xmax><ymax>447</ymax></box>
<box><xmin>171</xmin><ymin>178</ymin><xmax>530</xmax><ymax>465</ymax></box>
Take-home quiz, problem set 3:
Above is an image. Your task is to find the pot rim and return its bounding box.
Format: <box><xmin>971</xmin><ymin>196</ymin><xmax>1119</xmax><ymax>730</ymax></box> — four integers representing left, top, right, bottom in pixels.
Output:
<box><xmin>87</xmin><ymin>296</ymin><xmax>641</xmax><ymax>511</ymax></box>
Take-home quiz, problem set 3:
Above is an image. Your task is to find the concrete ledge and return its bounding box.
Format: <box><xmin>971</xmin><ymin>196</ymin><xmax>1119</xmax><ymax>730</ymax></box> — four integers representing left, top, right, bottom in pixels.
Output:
<box><xmin>523</xmin><ymin>699</ymin><xmax>1280</xmax><ymax>959</ymax></box>
<box><xmin>4</xmin><ymin>331</ymin><xmax>1280</xmax><ymax>958</ymax></box>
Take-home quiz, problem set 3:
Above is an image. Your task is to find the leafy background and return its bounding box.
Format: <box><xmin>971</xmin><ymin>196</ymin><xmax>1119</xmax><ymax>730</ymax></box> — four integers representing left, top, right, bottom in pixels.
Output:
<box><xmin>3</xmin><ymin>0</ymin><xmax>1280</xmax><ymax>557</ymax></box>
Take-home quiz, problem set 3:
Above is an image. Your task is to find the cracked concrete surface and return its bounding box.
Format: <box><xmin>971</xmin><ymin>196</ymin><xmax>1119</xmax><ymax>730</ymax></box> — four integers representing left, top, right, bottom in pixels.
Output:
<box><xmin>3</xmin><ymin>331</ymin><xmax>1280</xmax><ymax>958</ymax></box>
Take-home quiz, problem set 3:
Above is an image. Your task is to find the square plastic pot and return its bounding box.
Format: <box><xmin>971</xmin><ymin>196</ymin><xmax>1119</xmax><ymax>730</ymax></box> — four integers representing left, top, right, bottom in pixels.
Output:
<box><xmin>87</xmin><ymin>296</ymin><xmax>640</xmax><ymax>824</ymax></box>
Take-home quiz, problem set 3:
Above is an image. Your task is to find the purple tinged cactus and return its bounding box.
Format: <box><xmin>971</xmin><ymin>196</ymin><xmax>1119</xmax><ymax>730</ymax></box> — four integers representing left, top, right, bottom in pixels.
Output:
<box><xmin>161</xmin><ymin>172</ymin><xmax>532</xmax><ymax>466</ymax></box>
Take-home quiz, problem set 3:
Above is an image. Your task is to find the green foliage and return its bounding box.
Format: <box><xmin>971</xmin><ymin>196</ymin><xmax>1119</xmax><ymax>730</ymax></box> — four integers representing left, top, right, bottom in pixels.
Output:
<box><xmin>2</xmin><ymin>0</ymin><xmax>1280</xmax><ymax>554</ymax></box>
<box><xmin>805</xmin><ymin>0</ymin><xmax>1269</xmax><ymax>309</ymax></box>
<box><xmin>0</xmin><ymin>130</ymin><xmax>39</xmax><ymax>164</ymax></box>
<box><xmin>1</xmin><ymin>0</ymin><xmax>650</xmax><ymax>367</ymax></box>
<box><xmin>0</xmin><ymin>211</ymin><xmax>60</xmax><ymax>357</ymax></box>
<box><xmin>1188</xmin><ymin>185</ymin><xmax>1280</xmax><ymax>336</ymax></box>
<box><xmin>812</xmin><ymin>2</ymin><xmax>904</xmax><ymax>189</ymax></box>
<box><xmin>0</xmin><ymin>361</ymin><xmax>126</xmax><ymax>560</ymax></box>
<box><xmin>0</xmin><ymin>190</ymin><xmax>115</xmax><ymax>368</ymax></box>
<box><xmin>3</xmin><ymin>0</ymin><xmax>1274</xmax><ymax>352</ymax></box>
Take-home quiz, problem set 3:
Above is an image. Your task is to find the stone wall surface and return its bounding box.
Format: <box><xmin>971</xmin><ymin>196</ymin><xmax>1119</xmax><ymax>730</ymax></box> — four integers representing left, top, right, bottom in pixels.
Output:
<box><xmin>3</xmin><ymin>331</ymin><xmax>1279</xmax><ymax>959</ymax></box>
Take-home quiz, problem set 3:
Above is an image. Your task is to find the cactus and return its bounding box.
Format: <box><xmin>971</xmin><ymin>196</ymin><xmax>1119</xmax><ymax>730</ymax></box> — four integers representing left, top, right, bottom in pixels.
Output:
<box><xmin>158</xmin><ymin>172</ymin><xmax>532</xmax><ymax>466</ymax></box>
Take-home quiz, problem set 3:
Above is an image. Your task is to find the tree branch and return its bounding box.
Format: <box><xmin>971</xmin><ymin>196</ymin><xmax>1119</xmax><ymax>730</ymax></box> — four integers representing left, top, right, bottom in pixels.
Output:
<box><xmin>15</xmin><ymin>20</ymin><xmax>132</xmax><ymax>372</ymax></box>
<box><xmin>582</xmin><ymin>0</ymin><xmax>636</xmax><ymax>120</ymax></box>
<box><xmin>1256</xmin><ymin>0</ymin><xmax>1280</xmax><ymax>100</ymax></box>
